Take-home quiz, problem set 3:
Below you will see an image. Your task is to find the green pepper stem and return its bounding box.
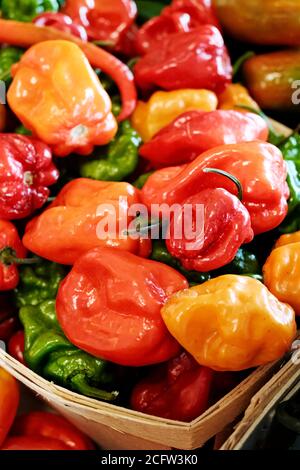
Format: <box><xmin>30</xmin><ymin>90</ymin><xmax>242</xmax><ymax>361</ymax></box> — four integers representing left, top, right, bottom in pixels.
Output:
<box><xmin>93</xmin><ymin>40</ymin><xmax>116</xmax><ymax>47</ymax></box>
<box><xmin>203</xmin><ymin>168</ymin><xmax>244</xmax><ymax>201</ymax></box>
<box><xmin>233</xmin><ymin>51</ymin><xmax>255</xmax><ymax>79</ymax></box>
<box><xmin>71</xmin><ymin>374</ymin><xmax>119</xmax><ymax>402</ymax></box>
<box><xmin>0</xmin><ymin>247</ymin><xmax>39</xmax><ymax>266</ymax></box>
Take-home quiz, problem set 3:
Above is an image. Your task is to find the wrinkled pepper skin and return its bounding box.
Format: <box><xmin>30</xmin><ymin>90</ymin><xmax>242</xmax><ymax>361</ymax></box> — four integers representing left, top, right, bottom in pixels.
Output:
<box><xmin>131</xmin><ymin>89</ymin><xmax>218</xmax><ymax>143</ymax></box>
<box><xmin>0</xmin><ymin>220</ymin><xmax>27</xmax><ymax>291</ymax></box>
<box><xmin>142</xmin><ymin>142</ymin><xmax>289</xmax><ymax>235</ymax></box>
<box><xmin>0</xmin><ymin>134</ymin><xmax>58</xmax><ymax>220</ymax></box>
<box><xmin>23</xmin><ymin>179</ymin><xmax>151</xmax><ymax>264</ymax></box>
<box><xmin>0</xmin><ymin>46</ymin><xmax>23</xmax><ymax>85</ymax></box>
<box><xmin>1</xmin><ymin>0</ymin><xmax>59</xmax><ymax>22</ymax></box>
<box><xmin>140</xmin><ymin>110</ymin><xmax>268</xmax><ymax>166</ymax></box>
<box><xmin>33</xmin><ymin>12</ymin><xmax>88</xmax><ymax>40</ymax></box>
<box><xmin>14</xmin><ymin>260</ymin><xmax>66</xmax><ymax>307</ymax></box>
<box><xmin>79</xmin><ymin>120</ymin><xmax>141</xmax><ymax>182</ymax></box>
<box><xmin>135</xmin><ymin>0</ymin><xmax>220</xmax><ymax>55</ymax></box>
<box><xmin>213</xmin><ymin>0</ymin><xmax>300</xmax><ymax>46</ymax></box>
<box><xmin>263</xmin><ymin>232</ymin><xmax>300</xmax><ymax>316</ymax></box>
<box><xmin>8</xmin><ymin>40</ymin><xmax>117</xmax><ymax>157</ymax></box>
<box><xmin>161</xmin><ymin>275</ymin><xmax>296</xmax><ymax>371</ymax></box>
<box><xmin>20</xmin><ymin>300</ymin><xmax>119</xmax><ymax>401</ymax></box>
<box><xmin>131</xmin><ymin>351</ymin><xmax>213</xmax><ymax>422</ymax></box>
<box><xmin>243</xmin><ymin>50</ymin><xmax>300</xmax><ymax>110</ymax></box>
<box><xmin>218</xmin><ymin>83</ymin><xmax>260</xmax><ymax>111</ymax></box>
<box><xmin>56</xmin><ymin>247</ymin><xmax>188</xmax><ymax>366</ymax></box>
<box><xmin>0</xmin><ymin>368</ymin><xmax>20</xmax><ymax>447</ymax></box>
<box><xmin>134</xmin><ymin>26</ymin><xmax>232</xmax><ymax>94</ymax></box>
<box><xmin>166</xmin><ymin>188</ymin><xmax>254</xmax><ymax>272</ymax></box>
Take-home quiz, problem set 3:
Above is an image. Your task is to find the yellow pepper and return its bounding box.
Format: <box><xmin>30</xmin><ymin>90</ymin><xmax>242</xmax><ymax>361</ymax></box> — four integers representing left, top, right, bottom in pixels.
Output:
<box><xmin>264</xmin><ymin>231</ymin><xmax>300</xmax><ymax>316</ymax></box>
<box><xmin>218</xmin><ymin>83</ymin><xmax>259</xmax><ymax>111</ymax></box>
<box><xmin>131</xmin><ymin>89</ymin><xmax>217</xmax><ymax>142</ymax></box>
<box><xmin>161</xmin><ymin>275</ymin><xmax>296</xmax><ymax>371</ymax></box>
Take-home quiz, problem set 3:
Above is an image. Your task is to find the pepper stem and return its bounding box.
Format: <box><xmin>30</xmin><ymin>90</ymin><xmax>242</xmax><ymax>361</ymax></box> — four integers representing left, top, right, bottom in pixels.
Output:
<box><xmin>203</xmin><ymin>168</ymin><xmax>244</xmax><ymax>201</ymax></box>
<box><xmin>0</xmin><ymin>247</ymin><xmax>39</xmax><ymax>266</ymax></box>
<box><xmin>71</xmin><ymin>374</ymin><xmax>119</xmax><ymax>402</ymax></box>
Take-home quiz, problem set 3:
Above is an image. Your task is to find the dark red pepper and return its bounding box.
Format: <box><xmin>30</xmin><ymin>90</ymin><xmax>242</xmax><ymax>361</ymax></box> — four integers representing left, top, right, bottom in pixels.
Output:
<box><xmin>131</xmin><ymin>351</ymin><xmax>213</xmax><ymax>422</ymax></box>
<box><xmin>0</xmin><ymin>294</ymin><xmax>18</xmax><ymax>342</ymax></box>
<box><xmin>8</xmin><ymin>330</ymin><xmax>25</xmax><ymax>365</ymax></box>
<box><xmin>33</xmin><ymin>13</ymin><xmax>88</xmax><ymax>41</ymax></box>
<box><xmin>0</xmin><ymin>220</ymin><xmax>27</xmax><ymax>291</ymax></box>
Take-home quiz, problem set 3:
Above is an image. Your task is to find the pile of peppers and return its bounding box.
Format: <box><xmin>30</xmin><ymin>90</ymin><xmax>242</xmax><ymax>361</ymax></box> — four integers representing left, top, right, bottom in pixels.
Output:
<box><xmin>0</xmin><ymin>0</ymin><xmax>299</xmax><ymax>433</ymax></box>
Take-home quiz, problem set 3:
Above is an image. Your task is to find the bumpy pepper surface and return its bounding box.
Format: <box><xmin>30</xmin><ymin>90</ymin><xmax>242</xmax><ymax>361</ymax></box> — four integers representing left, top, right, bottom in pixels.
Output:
<box><xmin>33</xmin><ymin>12</ymin><xmax>88</xmax><ymax>40</ymax></box>
<box><xmin>56</xmin><ymin>247</ymin><xmax>188</xmax><ymax>366</ymax></box>
<box><xmin>1</xmin><ymin>0</ymin><xmax>59</xmax><ymax>22</ymax></box>
<box><xmin>161</xmin><ymin>275</ymin><xmax>296</xmax><ymax>371</ymax></box>
<box><xmin>0</xmin><ymin>220</ymin><xmax>27</xmax><ymax>291</ymax></box>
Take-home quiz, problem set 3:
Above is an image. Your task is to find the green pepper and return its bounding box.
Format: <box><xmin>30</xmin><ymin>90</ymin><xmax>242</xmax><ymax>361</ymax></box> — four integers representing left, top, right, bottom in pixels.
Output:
<box><xmin>136</xmin><ymin>1</ymin><xmax>169</xmax><ymax>21</ymax></box>
<box><xmin>1</xmin><ymin>0</ymin><xmax>59</xmax><ymax>22</ymax></box>
<box><xmin>14</xmin><ymin>124</ymin><xmax>32</xmax><ymax>136</ymax></box>
<box><xmin>218</xmin><ymin>247</ymin><xmax>261</xmax><ymax>277</ymax></box>
<box><xmin>133</xmin><ymin>172</ymin><xmax>153</xmax><ymax>189</ymax></box>
<box><xmin>0</xmin><ymin>47</ymin><xmax>23</xmax><ymax>85</ymax></box>
<box><xmin>79</xmin><ymin>120</ymin><xmax>141</xmax><ymax>182</ymax></box>
<box><xmin>14</xmin><ymin>260</ymin><xmax>66</xmax><ymax>308</ymax></box>
<box><xmin>19</xmin><ymin>300</ymin><xmax>118</xmax><ymax>401</ymax></box>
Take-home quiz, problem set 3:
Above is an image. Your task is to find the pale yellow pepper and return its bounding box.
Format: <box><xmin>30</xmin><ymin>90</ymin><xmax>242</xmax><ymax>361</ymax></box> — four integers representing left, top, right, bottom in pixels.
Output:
<box><xmin>161</xmin><ymin>275</ymin><xmax>296</xmax><ymax>371</ymax></box>
<box><xmin>218</xmin><ymin>83</ymin><xmax>259</xmax><ymax>111</ymax></box>
<box><xmin>131</xmin><ymin>89</ymin><xmax>218</xmax><ymax>142</ymax></box>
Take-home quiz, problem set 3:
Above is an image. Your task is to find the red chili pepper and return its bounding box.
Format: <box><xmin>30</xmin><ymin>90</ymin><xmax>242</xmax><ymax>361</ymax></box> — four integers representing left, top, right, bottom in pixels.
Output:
<box><xmin>0</xmin><ymin>368</ymin><xmax>20</xmax><ymax>447</ymax></box>
<box><xmin>11</xmin><ymin>412</ymin><xmax>95</xmax><ymax>450</ymax></box>
<box><xmin>166</xmin><ymin>187</ymin><xmax>254</xmax><ymax>272</ymax></box>
<box><xmin>136</xmin><ymin>0</ymin><xmax>220</xmax><ymax>55</ymax></box>
<box><xmin>0</xmin><ymin>295</ymin><xmax>18</xmax><ymax>342</ymax></box>
<box><xmin>56</xmin><ymin>247</ymin><xmax>188</xmax><ymax>367</ymax></box>
<box><xmin>131</xmin><ymin>351</ymin><xmax>213</xmax><ymax>422</ymax></box>
<box><xmin>0</xmin><ymin>135</ymin><xmax>59</xmax><ymax>220</ymax></box>
<box><xmin>114</xmin><ymin>23</ymin><xmax>139</xmax><ymax>57</ymax></box>
<box><xmin>33</xmin><ymin>12</ymin><xmax>88</xmax><ymax>41</ymax></box>
<box><xmin>1</xmin><ymin>436</ymin><xmax>71</xmax><ymax>450</ymax></box>
<box><xmin>0</xmin><ymin>220</ymin><xmax>28</xmax><ymax>291</ymax></box>
<box><xmin>8</xmin><ymin>331</ymin><xmax>25</xmax><ymax>366</ymax></box>
<box><xmin>134</xmin><ymin>26</ymin><xmax>232</xmax><ymax>94</ymax></box>
<box><xmin>140</xmin><ymin>110</ymin><xmax>269</xmax><ymax>166</ymax></box>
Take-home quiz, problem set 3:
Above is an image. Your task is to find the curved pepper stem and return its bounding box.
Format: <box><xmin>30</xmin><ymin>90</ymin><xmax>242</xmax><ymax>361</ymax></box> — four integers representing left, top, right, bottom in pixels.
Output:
<box><xmin>0</xmin><ymin>247</ymin><xmax>39</xmax><ymax>266</ymax></box>
<box><xmin>233</xmin><ymin>51</ymin><xmax>255</xmax><ymax>79</ymax></box>
<box><xmin>71</xmin><ymin>374</ymin><xmax>119</xmax><ymax>402</ymax></box>
<box><xmin>203</xmin><ymin>168</ymin><xmax>244</xmax><ymax>201</ymax></box>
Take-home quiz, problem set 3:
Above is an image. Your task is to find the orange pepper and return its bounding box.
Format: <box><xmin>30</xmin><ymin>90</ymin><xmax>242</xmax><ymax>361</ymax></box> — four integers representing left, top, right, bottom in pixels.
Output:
<box><xmin>218</xmin><ymin>83</ymin><xmax>259</xmax><ymax>111</ymax></box>
<box><xmin>0</xmin><ymin>367</ymin><xmax>20</xmax><ymax>447</ymax></box>
<box><xmin>8</xmin><ymin>40</ymin><xmax>117</xmax><ymax>157</ymax></box>
<box><xmin>161</xmin><ymin>275</ymin><xmax>296</xmax><ymax>371</ymax></box>
<box><xmin>264</xmin><ymin>231</ymin><xmax>300</xmax><ymax>315</ymax></box>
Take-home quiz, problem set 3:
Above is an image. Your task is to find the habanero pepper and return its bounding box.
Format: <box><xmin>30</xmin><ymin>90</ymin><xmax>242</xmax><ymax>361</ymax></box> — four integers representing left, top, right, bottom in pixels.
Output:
<box><xmin>23</xmin><ymin>179</ymin><xmax>152</xmax><ymax>264</ymax></box>
<box><xmin>33</xmin><ymin>12</ymin><xmax>88</xmax><ymax>40</ymax></box>
<box><xmin>8</xmin><ymin>330</ymin><xmax>26</xmax><ymax>365</ymax></box>
<box><xmin>0</xmin><ymin>220</ymin><xmax>27</xmax><ymax>291</ymax></box>
<box><xmin>217</xmin><ymin>83</ymin><xmax>260</xmax><ymax>111</ymax></box>
<box><xmin>134</xmin><ymin>26</ymin><xmax>232</xmax><ymax>94</ymax></box>
<box><xmin>8</xmin><ymin>40</ymin><xmax>117</xmax><ymax>157</ymax></box>
<box><xmin>141</xmin><ymin>142</ymin><xmax>289</xmax><ymax>235</ymax></box>
<box><xmin>140</xmin><ymin>110</ymin><xmax>268</xmax><ymax>166</ymax></box>
<box><xmin>135</xmin><ymin>0</ymin><xmax>220</xmax><ymax>55</ymax></box>
<box><xmin>0</xmin><ymin>134</ymin><xmax>59</xmax><ymax>220</ymax></box>
<box><xmin>56</xmin><ymin>247</ymin><xmax>188</xmax><ymax>366</ymax></box>
<box><xmin>20</xmin><ymin>300</ymin><xmax>119</xmax><ymax>401</ymax></box>
<box><xmin>161</xmin><ymin>275</ymin><xmax>297</xmax><ymax>371</ymax></box>
<box><xmin>1</xmin><ymin>0</ymin><xmax>59</xmax><ymax>22</ymax></box>
<box><xmin>0</xmin><ymin>367</ymin><xmax>20</xmax><ymax>447</ymax></box>
<box><xmin>131</xmin><ymin>351</ymin><xmax>213</xmax><ymax>422</ymax></box>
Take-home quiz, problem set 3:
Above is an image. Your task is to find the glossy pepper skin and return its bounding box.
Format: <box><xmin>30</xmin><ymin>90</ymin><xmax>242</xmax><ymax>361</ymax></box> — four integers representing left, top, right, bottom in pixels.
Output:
<box><xmin>142</xmin><ymin>142</ymin><xmax>289</xmax><ymax>235</ymax></box>
<box><xmin>131</xmin><ymin>351</ymin><xmax>213</xmax><ymax>422</ymax></box>
<box><xmin>1</xmin><ymin>0</ymin><xmax>59</xmax><ymax>22</ymax></box>
<box><xmin>62</xmin><ymin>0</ymin><xmax>137</xmax><ymax>43</ymax></box>
<box><xmin>8</xmin><ymin>331</ymin><xmax>26</xmax><ymax>365</ymax></box>
<box><xmin>11</xmin><ymin>412</ymin><xmax>94</xmax><ymax>450</ymax></box>
<box><xmin>131</xmin><ymin>89</ymin><xmax>218</xmax><ymax>143</ymax></box>
<box><xmin>8</xmin><ymin>40</ymin><xmax>117</xmax><ymax>157</ymax></box>
<box><xmin>166</xmin><ymin>188</ymin><xmax>254</xmax><ymax>272</ymax></box>
<box><xmin>263</xmin><ymin>232</ymin><xmax>300</xmax><ymax>316</ymax></box>
<box><xmin>0</xmin><ymin>368</ymin><xmax>20</xmax><ymax>447</ymax></box>
<box><xmin>20</xmin><ymin>300</ymin><xmax>119</xmax><ymax>401</ymax></box>
<box><xmin>135</xmin><ymin>0</ymin><xmax>220</xmax><ymax>55</ymax></box>
<box><xmin>134</xmin><ymin>26</ymin><xmax>232</xmax><ymax>94</ymax></box>
<box><xmin>33</xmin><ymin>12</ymin><xmax>88</xmax><ymax>40</ymax></box>
<box><xmin>0</xmin><ymin>220</ymin><xmax>27</xmax><ymax>291</ymax></box>
<box><xmin>79</xmin><ymin>120</ymin><xmax>141</xmax><ymax>182</ymax></box>
<box><xmin>243</xmin><ymin>50</ymin><xmax>300</xmax><ymax>111</ymax></box>
<box><xmin>14</xmin><ymin>260</ymin><xmax>66</xmax><ymax>307</ymax></box>
<box><xmin>218</xmin><ymin>83</ymin><xmax>260</xmax><ymax>111</ymax></box>
<box><xmin>0</xmin><ymin>46</ymin><xmax>23</xmax><ymax>85</ymax></box>
<box><xmin>0</xmin><ymin>134</ymin><xmax>58</xmax><ymax>220</ymax></box>
<box><xmin>23</xmin><ymin>179</ymin><xmax>152</xmax><ymax>264</ymax></box>
<box><xmin>140</xmin><ymin>110</ymin><xmax>268</xmax><ymax>166</ymax></box>
<box><xmin>56</xmin><ymin>247</ymin><xmax>188</xmax><ymax>367</ymax></box>
<box><xmin>161</xmin><ymin>275</ymin><xmax>296</xmax><ymax>371</ymax></box>
<box><xmin>214</xmin><ymin>0</ymin><xmax>300</xmax><ymax>46</ymax></box>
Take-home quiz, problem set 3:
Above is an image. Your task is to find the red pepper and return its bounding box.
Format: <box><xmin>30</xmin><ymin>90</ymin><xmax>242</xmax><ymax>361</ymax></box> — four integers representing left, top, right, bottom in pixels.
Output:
<box><xmin>140</xmin><ymin>110</ymin><xmax>269</xmax><ymax>166</ymax></box>
<box><xmin>8</xmin><ymin>331</ymin><xmax>25</xmax><ymax>366</ymax></box>
<box><xmin>62</xmin><ymin>0</ymin><xmax>137</xmax><ymax>43</ymax></box>
<box><xmin>0</xmin><ymin>295</ymin><xmax>18</xmax><ymax>342</ymax></box>
<box><xmin>56</xmin><ymin>247</ymin><xmax>188</xmax><ymax>367</ymax></box>
<box><xmin>134</xmin><ymin>26</ymin><xmax>232</xmax><ymax>94</ymax></box>
<box><xmin>11</xmin><ymin>412</ymin><xmax>95</xmax><ymax>450</ymax></box>
<box><xmin>114</xmin><ymin>23</ymin><xmax>139</xmax><ymax>57</ymax></box>
<box><xmin>141</xmin><ymin>142</ymin><xmax>289</xmax><ymax>235</ymax></box>
<box><xmin>136</xmin><ymin>0</ymin><xmax>220</xmax><ymax>55</ymax></box>
<box><xmin>0</xmin><ymin>135</ymin><xmax>59</xmax><ymax>220</ymax></box>
<box><xmin>33</xmin><ymin>13</ymin><xmax>88</xmax><ymax>41</ymax></box>
<box><xmin>131</xmin><ymin>351</ymin><xmax>213</xmax><ymax>422</ymax></box>
<box><xmin>166</xmin><ymin>187</ymin><xmax>254</xmax><ymax>272</ymax></box>
<box><xmin>0</xmin><ymin>220</ymin><xmax>27</xmax><ymax>291</ymax></box>
<box><xmin>1</xmin><ymin>436</ymin><xmax>71</xmax><ymax>450</ymax></box>
<box><xmin>0</xmin><ymin>368</ymin><xmax>20</xmax><ymax>447</ymax></box>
